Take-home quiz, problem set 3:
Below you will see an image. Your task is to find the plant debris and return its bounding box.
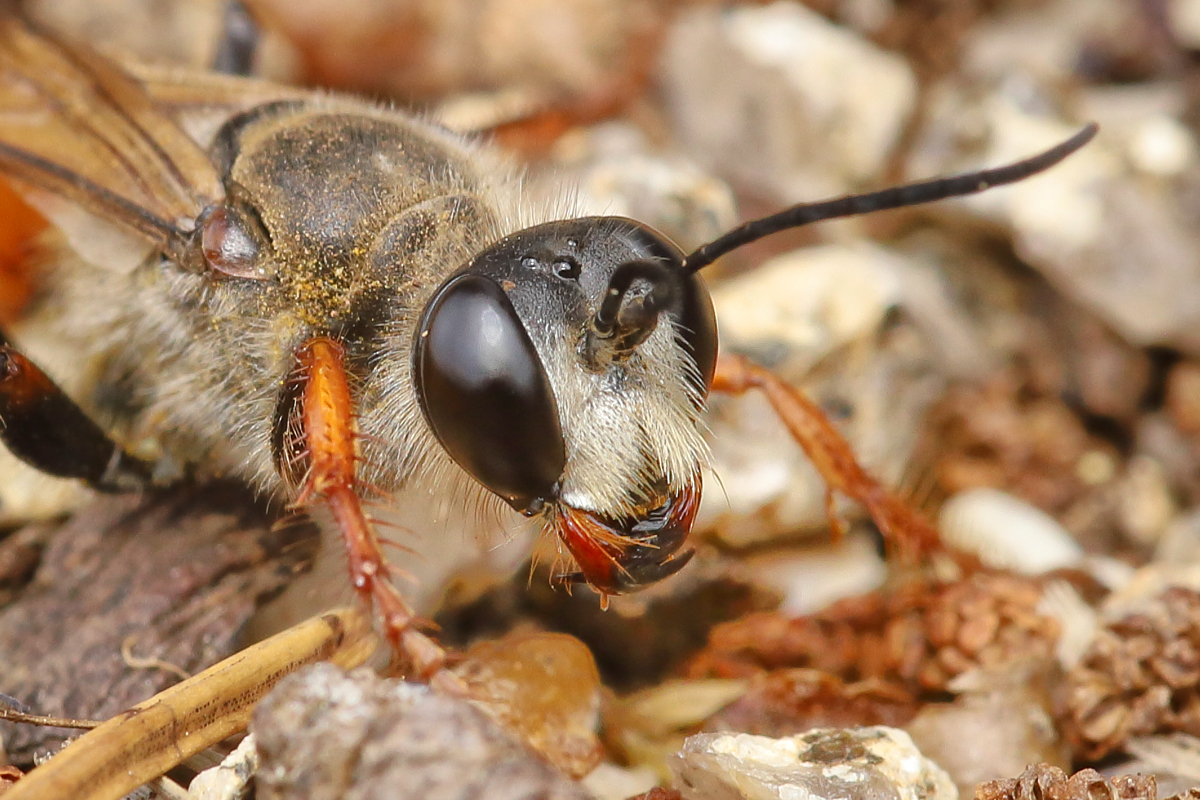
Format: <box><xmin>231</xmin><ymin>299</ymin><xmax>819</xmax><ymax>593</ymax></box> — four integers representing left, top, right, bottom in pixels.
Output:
<box><xmin>1058</xmin><ymin>588</ymin><xmax>1200</xmax><ymax>761</ymax></box>
<box><xmin>687</xmin><ymin>571</ymin><xmax>1059</xmax><ymax>695</ymax></box>
<box><xmin>976</xmin><ymin>764</ymin><xmax>1156</xmax><ymax>800</ymax></box>
<box><xmin>0</xmin><ymin>483</ymin><xmax>317</xmax><ymax>763</ymax></box>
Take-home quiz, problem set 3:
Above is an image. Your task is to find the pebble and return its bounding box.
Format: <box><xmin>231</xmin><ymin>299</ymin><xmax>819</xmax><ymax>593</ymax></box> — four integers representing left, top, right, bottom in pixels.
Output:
<box><xmin>252</xmin><ymin>663</ymin><xmax>588</xmax><ymax>800</ymax></box>
<box><xmin>532</xmin><ymin>121</ymin><xmax>738</xmax><ymax>251</ymax></box>
<box><xmin>581</xmin><ymin>763</ymin><xmax>661</xmax><ymax>800</ymax></box>
<box><xmin>906</xmin><ymin>678</ymin><xmax>1069</xmax><ymax>798</ymax></box>
<box><xmin>1116</xmin><ymin>456</ymin><xmax>1178</xmax><ymax>547</ymax></box>
<box><xmin>938</xmin><ymin>487</ymin><xmax>1084</xmax><ymax>574</ymax></box>
<box><xmin>189</xmin><ymin>734</ymin><xmax>258</xmax><ymax>800</ymax></box>
<box><xmin>712</xmin><ymin>245</ymin><xmax>903</xmax><ymax>372</ymax></box>
<box><xmin>741</xmin><ymin>534</ymin><xmax>887</xmax><ymax>616</ymax></box>
<box><xmin>669</xmin><ymin>727</ymin><xmax>957</xmax><ymax>800</ymax></box>
<box><xmin>917</xmin><ymin>79</ymin><xmax>1200</xmax><ymax>354</ymax></box>
<box><xmin>659</xmin><ymin>2</ymin><xmax>916</xmax><ymax>200</ymax></box>
<box><xmin>453</xmin><ymin>631</ymin><xmax>604</xmax><ymax>778</ymax></box>
<box><xmin>1127</xmin><ymin>115</ymin><xmax>1197</xmax><ymax>177</ymax></box>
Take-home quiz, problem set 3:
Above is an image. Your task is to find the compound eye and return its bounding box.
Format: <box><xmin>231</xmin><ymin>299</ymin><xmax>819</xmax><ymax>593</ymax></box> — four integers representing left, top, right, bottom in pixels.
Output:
<box><xmin>414</xmin><ymin>274</ymin><xmax>566</xmax><ymax>513</ymax></box>
<box><xmin>677</xmin><ymin>274</ymin><xmax>718</xmax><ymax>400</ymax></box>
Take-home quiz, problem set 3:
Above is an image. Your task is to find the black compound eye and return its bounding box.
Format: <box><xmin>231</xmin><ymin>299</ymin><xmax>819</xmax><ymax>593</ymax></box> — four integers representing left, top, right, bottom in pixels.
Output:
<box><xmin>676</xmin><ymin>274</ymin><xmax>718</xmax><ymax>400</ymax></box>
<box><xmin>414</xmin><ymin>274</ymin><xmax>566</xmax><ymax>513</ymax></box>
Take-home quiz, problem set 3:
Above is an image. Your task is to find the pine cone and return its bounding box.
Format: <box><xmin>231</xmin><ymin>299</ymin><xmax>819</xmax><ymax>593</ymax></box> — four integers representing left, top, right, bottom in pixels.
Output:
<box><xmin>1059</xmin><ymin>587</ymin><xmax>1200</xmax><ymax>760</ymax></box>
<box><xmin>703</xmin><ymin>669</ymin><xmax>919</xmax><ymax>736</ymax></box>
<box><xmin>976</xmin><ymin>764</ymin><xmax>1156</xmax><ymax>800</ymax></box>
<box><xmin>624</xmin><ymin>791</ymin><xmax>682</xmax><ymax>800</ymax></box>
<box><xmin>687</xmin><ymin>571</ymin><xmax>1059</xmax><ymax>694</ymax></box>
<box><xmin>918</xmin><ymin>572</ymin><xmax>1060</xmax><ymax>691</ymax></box>
<box><xmin>929</xmin><ymin>373</ymin><xmax>1095</xmax><ymax>514</ymax></box>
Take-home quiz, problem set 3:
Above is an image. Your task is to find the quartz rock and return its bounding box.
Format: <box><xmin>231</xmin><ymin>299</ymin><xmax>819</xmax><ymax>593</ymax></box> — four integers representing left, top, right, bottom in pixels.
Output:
<box><xmin>668</xmin><ymin>727</ymin><xmax>957</xmax><ymax>800</ymax></box>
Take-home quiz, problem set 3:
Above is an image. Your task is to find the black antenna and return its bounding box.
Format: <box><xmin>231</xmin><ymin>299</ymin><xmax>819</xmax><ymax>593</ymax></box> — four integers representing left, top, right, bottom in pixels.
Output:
<box><xmin>682</xmin><ymin>122</ymin><xmax>1099</xmax><ymax>274</ymax></box>
<box><xmin>593</xmin><ymin>261</ymin><xmax>677</xmax><ymax>339</ymax></box>
<box><xmin>585</xmin><ymin>260</ymin><xmax>679</xmax><ymax>366</ymax></box>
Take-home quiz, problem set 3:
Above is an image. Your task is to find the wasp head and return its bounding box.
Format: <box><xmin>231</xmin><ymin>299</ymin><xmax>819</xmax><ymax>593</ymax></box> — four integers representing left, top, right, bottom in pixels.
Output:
<box><xmin>412</xmin><ymin>217</ymin><xmax>716</xmax><ymax>598</ymax></box>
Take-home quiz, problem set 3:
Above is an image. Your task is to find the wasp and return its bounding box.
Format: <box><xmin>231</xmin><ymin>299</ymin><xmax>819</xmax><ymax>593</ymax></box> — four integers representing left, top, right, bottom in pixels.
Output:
<box><xmin>0</xmin><ymin>11</ymin><xmax>1095</xmax><ymax>680</ymax></box>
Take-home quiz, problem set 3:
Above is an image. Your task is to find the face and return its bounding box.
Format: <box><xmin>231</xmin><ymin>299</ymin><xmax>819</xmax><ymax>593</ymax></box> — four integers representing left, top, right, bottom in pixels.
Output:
<box><xmin>413</xmin><ymin>217</ymin><xmax>718</xmax><ymax>594</ymax></box>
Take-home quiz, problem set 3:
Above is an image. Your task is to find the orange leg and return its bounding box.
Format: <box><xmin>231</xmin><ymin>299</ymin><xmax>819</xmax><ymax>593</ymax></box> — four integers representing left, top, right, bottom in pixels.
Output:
<box><xmin>711</xmin><ymin>353</ymin><xmax>945</xmax><ymax>563</ymax></box>
<box><xmin>289</xmin><ymin>337</ymin><xmax>465</xmax><ymax>693</ymax></box>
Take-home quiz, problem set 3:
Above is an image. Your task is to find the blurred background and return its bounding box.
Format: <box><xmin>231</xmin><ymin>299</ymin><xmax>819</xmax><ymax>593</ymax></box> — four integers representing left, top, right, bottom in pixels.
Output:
<box><xmin>8</xmin><ymin>0</ymin><xmax>1200</xmax><ymax>795</ymax></box>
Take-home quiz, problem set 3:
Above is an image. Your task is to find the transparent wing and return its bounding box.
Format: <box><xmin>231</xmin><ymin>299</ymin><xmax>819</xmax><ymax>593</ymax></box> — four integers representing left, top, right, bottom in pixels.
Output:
<box><xmin>0</xmin><ymin>15</ymin><xmax>225</xmax><ymax>255</ymax></box>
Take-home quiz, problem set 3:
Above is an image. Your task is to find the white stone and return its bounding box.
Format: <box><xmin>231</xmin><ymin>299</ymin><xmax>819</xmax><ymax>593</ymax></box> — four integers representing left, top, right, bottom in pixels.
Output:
<box><xmin>582</xmin><ymin>763</ymin><xmax>659</xmax><ymax>800</ymax></box>
<box><xmin>915</xmin><ymin>81</ymin><xmax>1200</xmax><ymax>354</ymax></box>
<box><xmin>938</xmin><ymin>487</ymin><xmax>1083</xmax><ymax>574</ymax></box>
<box><xmin>954</xmin><ymin>100</ymin><xmax>1111</xmax><ymax>254</ymax></box>
<box><xmin>1117</xmin><ymin>455</ymin><xmax>1178</xmax><ymax>546</ymax></box>
<box><xmin>1169</xmin><ymin>0</ymin><xmax>1200</xmax><ymax>48</ymax></box>
<box><xmin>742</xmin><ymin>534</ymin><xmax>887</xmax><ymax>616</ymax></box>
<box><xmin>1128</xmin><ymin>114</ymin><xmax>1197</xmax><ymax>177</ymax></box>
<box><xmin>190</xmin><ymin>734</ymin><xmax>259</xmax><ymax>800</ymax></box>
<box><xmin>712</xmin><ymin>244</ymin><xmax>903</xmax><ymax>366</ymax></box>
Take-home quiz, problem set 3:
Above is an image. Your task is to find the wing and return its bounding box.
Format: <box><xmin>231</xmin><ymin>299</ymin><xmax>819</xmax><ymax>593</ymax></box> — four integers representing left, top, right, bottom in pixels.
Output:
<box><xmin>0</xmin><ymin>14</ymin><xmax>226</xmax><ymax>258</ymax></box>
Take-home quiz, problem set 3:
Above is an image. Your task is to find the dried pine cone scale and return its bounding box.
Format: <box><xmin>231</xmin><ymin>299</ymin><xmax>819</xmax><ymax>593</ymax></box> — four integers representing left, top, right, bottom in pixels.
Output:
<box><xmin>976</xmin><ymin>764</ymin><xmax>1156</xmax><ymax>800</ymax></box>
<box><xmin>1059</xmin><ymin>588</ymin><xmax>1200</xmax><ymax>761</ymax></box>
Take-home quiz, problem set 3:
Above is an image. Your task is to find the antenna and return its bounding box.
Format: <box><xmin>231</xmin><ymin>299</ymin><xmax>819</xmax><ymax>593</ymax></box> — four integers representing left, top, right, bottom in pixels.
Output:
<box><xmin>682</xmin><ymin>123</ymin><xmax>1099</xmax><ymax>274</ymax></box>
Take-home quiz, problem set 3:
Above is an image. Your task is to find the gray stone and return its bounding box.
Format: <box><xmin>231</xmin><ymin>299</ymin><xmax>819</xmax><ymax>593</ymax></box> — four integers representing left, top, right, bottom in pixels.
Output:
<box><xmin>252</xmin><ymin>664</ymin><xmax>587</xmax><ymax>800</ymax></box>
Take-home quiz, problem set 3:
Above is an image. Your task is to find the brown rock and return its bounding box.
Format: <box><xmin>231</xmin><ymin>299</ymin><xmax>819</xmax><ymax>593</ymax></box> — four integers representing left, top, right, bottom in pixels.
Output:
<box><xmin>454</xmin><ymin>631</ymin><xmax>604</xmax><ymax>778</ymax></box>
